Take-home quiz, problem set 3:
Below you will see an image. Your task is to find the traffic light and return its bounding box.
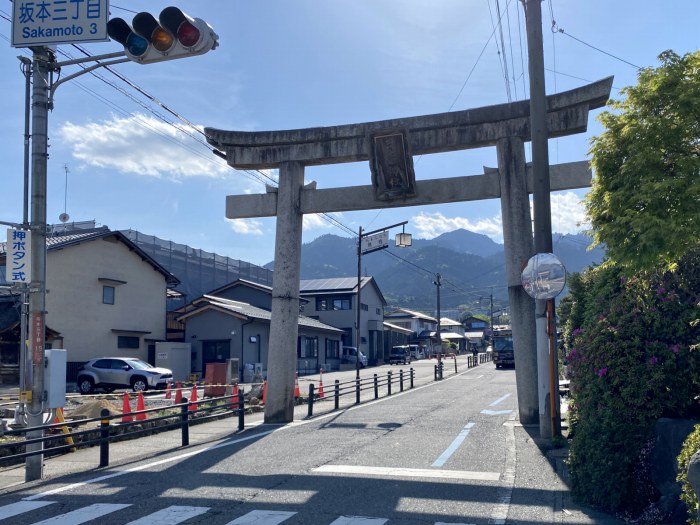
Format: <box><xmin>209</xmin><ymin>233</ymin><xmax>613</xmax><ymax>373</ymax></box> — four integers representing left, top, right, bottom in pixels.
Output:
<box><xmin>107</xmin><ymin>7</ymin><xmax>218</xmax><ymax>64</ymax></box>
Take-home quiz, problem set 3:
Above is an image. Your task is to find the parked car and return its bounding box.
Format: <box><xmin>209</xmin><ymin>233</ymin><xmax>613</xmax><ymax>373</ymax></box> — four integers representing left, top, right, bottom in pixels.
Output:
<box><xmin>389</xmin><ymin>346</ymin><xmax>412</xmax><ymax>365</ymax></box>
<box><xmin>341</xmin><ymin>346</ymin><xmax>368</xmax><ymax>368</ymax></box>
<box><xmin>77</xmin><ymin>357</ymin><xmax>173</xmax><ymax>394</ymax></box>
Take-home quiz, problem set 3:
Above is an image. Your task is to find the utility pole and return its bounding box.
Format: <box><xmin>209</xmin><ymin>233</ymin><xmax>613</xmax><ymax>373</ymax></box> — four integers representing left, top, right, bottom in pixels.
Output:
<box><xmin>522</xmin><ymin>0</ymin><xmax>561</xmax><ymax>438</ymax></box>
<box><xmin>434</xmin><ymin>273</ymin><xmax>442</xmax><ymax>379</ymax></box>
<box><xmin>25</xmin><ymin>45</ymin><xmax>53</xmax><ymax>481</ymax></box>
<box><xmin>355</xmin><ymin>226</ymin><xmax>363</xmax><ymax>380</ymax></box>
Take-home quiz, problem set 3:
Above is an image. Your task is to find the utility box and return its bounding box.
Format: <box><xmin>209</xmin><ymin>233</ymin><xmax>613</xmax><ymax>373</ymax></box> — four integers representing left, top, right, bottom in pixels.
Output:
<box><xmin>44</xmin><ymin>349</ymin><xmax>66</xmax><ymax>409</ymax></box>
<box><xmin>155</xmin><ymin>342</ymin><xmax>191</xmax><ymax>382</ymax></box>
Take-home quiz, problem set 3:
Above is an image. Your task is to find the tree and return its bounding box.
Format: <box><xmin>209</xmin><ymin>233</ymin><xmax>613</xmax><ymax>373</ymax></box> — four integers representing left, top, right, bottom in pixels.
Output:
<box><xmin>586</xmin><ymin>50</ymin><xmax>700</xmax><ymax>272</ymax></box>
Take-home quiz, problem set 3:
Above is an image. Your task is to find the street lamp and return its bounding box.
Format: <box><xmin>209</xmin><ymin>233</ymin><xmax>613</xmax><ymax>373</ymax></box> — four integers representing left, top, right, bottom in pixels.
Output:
<box><xmin>356</xmin><ymin>221</ymin><xmax>411</xmax><ymax>378</ymax></box>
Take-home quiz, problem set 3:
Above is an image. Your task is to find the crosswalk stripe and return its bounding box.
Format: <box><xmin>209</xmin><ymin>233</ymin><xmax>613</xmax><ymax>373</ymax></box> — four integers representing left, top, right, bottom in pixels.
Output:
<box><xmin>329</xmin><ymin>517</ymin><xmax>388</xmax><ymax>524</ymax></box>
<box><xmin>224</xmin><ymin>509</ymin><xmax>296</xmax><ymax>524</ymax></box>
<box><xmin>0</xmin><ymin>501</ymin><xmax>55</xmax><ymax>521</ymax></box>
<box><xmin>126</xmin><ymin>505</ymin><xmax>209</xmax><ymax>525</ymax></box>
<box><xmin>314</xmin><ymin>464</ymin><xmax>500</xmax><ymax>481</ymax></box>
<box><xmin>29</xmin><ymin>503</ymin><xmax>131</xmax><ymax>525</ymax></box>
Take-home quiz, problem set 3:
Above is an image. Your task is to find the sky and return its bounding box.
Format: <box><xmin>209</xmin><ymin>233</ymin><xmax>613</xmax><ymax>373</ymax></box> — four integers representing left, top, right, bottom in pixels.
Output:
<box><xmin>1</xmin><ymin>1</ymin><xmax>698</xmax><ymax>267</ymax></box>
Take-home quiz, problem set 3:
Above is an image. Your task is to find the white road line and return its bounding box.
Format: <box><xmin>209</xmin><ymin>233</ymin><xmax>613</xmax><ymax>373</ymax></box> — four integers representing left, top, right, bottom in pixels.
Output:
<box><xmin>490</xmin><ymin>393</ymin><xmax>512</xmax><ymax>406</ymax></box>
<box><xmin>0</xmin><ymin>501</ymin><xmax>55</xmax><ymax>520</ymax></box>
<box><xmin>431</xmin><ymin>422</ymin><xmax>475</xmax><ymax>467</ymax></box>
<box><xmin>29</xmin><ymin>503</ymin><xmax>131</xmax><ymax>525</ymax></box>
<box><xmin>224</xmin><ymin>510</ymin><xmax>296</xmax><ymax>524</ymax></box>
<box><xmin>480</xmin><ymin>409</ymin><xmax>513</xmax><ymax>416</ymax></box>
<box><xmin>126</xmin><ymin>505</ymin><xmax>209</xmax><ymax>525</ymax></box>
<box><xmin>329</xmin><ymin>517</ymin><xmax>387</xmax><ymax>525</ymax></box>
<box><xmin>313</xmin><ymin>464</ymin><xmax>499</xmax><ymax>481</ymax></box>
<box><xmin>489</xmin><ymin>419</ymin><xmax>517</xmax><ymax>525</ymax></box>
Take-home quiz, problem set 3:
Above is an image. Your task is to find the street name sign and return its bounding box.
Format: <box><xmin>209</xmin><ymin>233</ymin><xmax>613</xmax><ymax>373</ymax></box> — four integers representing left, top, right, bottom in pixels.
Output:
<box><xmin>361</xmin><ymin>230</ymin><xmax>389</xmax><ymax>254</ymax></box>
<box><xmin>12</xmin><ymin>0</ymin><xmax>109</xmax><ymax>47</ymax></box>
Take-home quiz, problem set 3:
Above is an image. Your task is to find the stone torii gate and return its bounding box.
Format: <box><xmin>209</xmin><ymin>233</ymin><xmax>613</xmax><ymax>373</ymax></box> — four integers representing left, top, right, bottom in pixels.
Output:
<box><xmin>206</xmin><ymin>77</ymin><xmax>613</xmax><ymax>424</ymax></box>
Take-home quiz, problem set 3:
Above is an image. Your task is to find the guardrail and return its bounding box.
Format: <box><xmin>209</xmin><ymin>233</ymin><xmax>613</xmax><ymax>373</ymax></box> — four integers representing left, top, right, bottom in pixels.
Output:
<box><xmin>432</xmin><ymin>351</ymin><xmax>492</xmax><ymax>380</ymax></box>
<box><xmin>0</xmin><ymin>391</ymin><xmax>246</xmax><ymax>469</ymax></box>
<box><xmin>307</xmin><ymin>368</ymin><xmax>415</xmax><ymax>417</ymax></box>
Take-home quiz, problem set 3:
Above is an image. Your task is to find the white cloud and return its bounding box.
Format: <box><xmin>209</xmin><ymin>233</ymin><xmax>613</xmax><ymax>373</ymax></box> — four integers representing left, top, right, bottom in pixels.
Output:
<box><xmin>303</xmin><ymin>213</ymin><xmax>334</xmax><ymax>231</ymax></box>
<box><xmin>226</xmin><ymin>218</ymin><xmax>264</xmax><ymax>236</ymax></box>
<box><xmin>411</xmin><ymin>193</ymin><xmax>587</xmax><ymax>242</ymax></box>
<box><xmin>548</xmin><ymin>192</ymin><xmax>588</xmax><ymax>234</ymax></box>
<box><xmin>57</xmin><ymin>113</ymin><xmax>230</xmax><ymax>179</ymax></box>
<box><xmin>411</xmin><ymin>211</ymin><xmax>503</xmax><ymax>240</ymax></box>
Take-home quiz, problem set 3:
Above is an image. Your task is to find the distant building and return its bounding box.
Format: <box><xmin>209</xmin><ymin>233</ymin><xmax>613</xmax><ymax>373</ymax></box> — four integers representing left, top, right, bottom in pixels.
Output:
<box><xmin>300</xmin><ymin>277</ymin><xmax>386</xmax><ymax>365</ymax></box>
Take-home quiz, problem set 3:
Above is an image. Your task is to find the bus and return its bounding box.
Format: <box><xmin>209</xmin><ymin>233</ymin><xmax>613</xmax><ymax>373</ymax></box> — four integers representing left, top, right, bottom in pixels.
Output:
<box><xmin>492</xmin><ymin>327</ymin><xmax>514</xmax><ymax>368</ymax></box>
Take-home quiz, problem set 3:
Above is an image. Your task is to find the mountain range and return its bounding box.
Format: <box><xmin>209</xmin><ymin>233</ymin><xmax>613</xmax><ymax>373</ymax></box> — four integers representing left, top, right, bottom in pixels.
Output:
<box><xmin>267</xmin><ymin>229</ymin><xmax>605</xmax><ymax>313</ymax></box>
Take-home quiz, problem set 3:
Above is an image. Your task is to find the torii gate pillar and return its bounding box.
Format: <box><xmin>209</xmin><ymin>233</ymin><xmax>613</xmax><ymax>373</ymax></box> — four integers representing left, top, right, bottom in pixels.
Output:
<box><xmin>266</xmin><ymin>161</ymin><xmax>304</xmax><ymax>422</ymax></box>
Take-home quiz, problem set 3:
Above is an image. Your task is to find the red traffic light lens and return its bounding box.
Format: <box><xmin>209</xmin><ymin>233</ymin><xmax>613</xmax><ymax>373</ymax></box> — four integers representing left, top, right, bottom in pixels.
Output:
<box><xmin>178</xmin><ymin>21</ymin><xmax>200</xmax><ymax>47</ymax></box>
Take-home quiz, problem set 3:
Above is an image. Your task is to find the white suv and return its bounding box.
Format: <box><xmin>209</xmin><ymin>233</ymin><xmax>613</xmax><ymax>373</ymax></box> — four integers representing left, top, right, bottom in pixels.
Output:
<box><xmin>77</xmin><ymin>357</ymin><xmax>173</xmax><ymax>394</ymax></box>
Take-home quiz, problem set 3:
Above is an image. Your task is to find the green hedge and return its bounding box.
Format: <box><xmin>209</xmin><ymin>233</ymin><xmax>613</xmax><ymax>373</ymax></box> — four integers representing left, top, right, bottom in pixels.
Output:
<box><xmin>562</xmin><ymin>245</ymin><xmax>700</xmax><ymax>516</ymax></box>
<box><xmin>678</xmin><ymin>424</ymin><xmax>700</xmax><ymax>524</ymax></box>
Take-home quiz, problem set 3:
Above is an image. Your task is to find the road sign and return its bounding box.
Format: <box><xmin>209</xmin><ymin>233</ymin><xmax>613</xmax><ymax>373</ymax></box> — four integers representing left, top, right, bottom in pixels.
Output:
<box><xmin>6</xmin><ymin>229</ymin><xmax>32</xmax><ymax>284</ymax></box>
<box><xmin>361</xmin><ymin>230</ymin><xmax>389</xmax><ymax>254</ymax></box>
<box><xmin>12</xmin><ymin>0</ymin><xmax>109</xmax><ymax>48</ymax></box>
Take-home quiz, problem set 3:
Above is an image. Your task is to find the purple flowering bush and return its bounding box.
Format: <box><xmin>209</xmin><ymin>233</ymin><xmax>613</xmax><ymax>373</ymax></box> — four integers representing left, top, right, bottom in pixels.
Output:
<box><xmin>561</xmin><ymin>246</ymin><xmax>700</xmax><ymax>516</ymax></box>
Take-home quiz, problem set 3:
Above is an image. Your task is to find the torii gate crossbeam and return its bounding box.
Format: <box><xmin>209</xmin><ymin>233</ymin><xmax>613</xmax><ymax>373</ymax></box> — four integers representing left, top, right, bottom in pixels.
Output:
<box><xmin>206</xmin><ymin>77</ymin><xmax>613</xmax><ymax>424</ymax></box>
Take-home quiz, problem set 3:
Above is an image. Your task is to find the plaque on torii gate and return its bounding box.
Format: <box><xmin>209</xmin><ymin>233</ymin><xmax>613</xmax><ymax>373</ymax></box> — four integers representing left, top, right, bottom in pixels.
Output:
<box><xmin>206</xmin><ymin>77</ymin><xmax>613</xmax><ymax>424</ymax></box>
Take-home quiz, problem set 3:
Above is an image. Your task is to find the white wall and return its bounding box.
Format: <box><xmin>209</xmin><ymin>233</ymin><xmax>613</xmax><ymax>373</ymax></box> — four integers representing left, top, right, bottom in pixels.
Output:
<box><xmin>45</xmin><ymin>237</ymin><xmax>167</xmax><ymax>363</ymax></box>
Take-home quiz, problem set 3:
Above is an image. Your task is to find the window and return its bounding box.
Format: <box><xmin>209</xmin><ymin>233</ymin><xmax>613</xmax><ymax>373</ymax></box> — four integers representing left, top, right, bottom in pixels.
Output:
<box><xmin>316</xmin><ymin>296</ymin><xmax>351</xmax><ymax>311</ymax></box>
<box><xmin>118</xmin><ymin>336</ymin><xmax>139</xmax><ymax>349</ymax></box>
<box><xmin>326</xmin><ymin>339</ymin><xmax>340</xmax><ymax>359</ymax></box>
<box><xmin>361</xmin><ymin>303</ymin><xmax>368</xmax><ymax>311</ymax></box>
<box><xmin>298</xmin><ymin>336</ymin><xmax>318</xmax><ymax>358</ymax></box>
<box><xmin>376</xmin><ymin>308</ymin><xmax>381</xmax><ymax>315</ymax></box>
<box><xmin>103</xmin><ymin>285</ymin><xmax>115</xmax><ymax>305</ymax></box>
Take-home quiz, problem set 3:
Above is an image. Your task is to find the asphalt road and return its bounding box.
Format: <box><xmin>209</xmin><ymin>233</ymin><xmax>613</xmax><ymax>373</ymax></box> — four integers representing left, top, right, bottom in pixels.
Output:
<box><xmin>0</xmin><ymin>359</ymin><xmax>623</xmax><ymax>524</ymax></box>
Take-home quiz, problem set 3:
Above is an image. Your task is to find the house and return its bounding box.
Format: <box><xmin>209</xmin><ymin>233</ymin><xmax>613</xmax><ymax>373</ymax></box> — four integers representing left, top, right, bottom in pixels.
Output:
<box><xmin>382</xmin><ymin>321</ymin><xmax>413</xmax><ymax>357</ymax></box>
<box><xmin>438</xmin><ymin>317</ymin><xmax>467</xmax><ymax>353</ymax></box>
<box><xmin>299</xmin><ymin>277</ymin><xmax>386</xmax><ymax>365</ymax></box>
<box><xmin>0</xmin><ymin>227</ymin><xmax>178</xmax><ymax>381</ymax></box>
<box><xmin>175</xmin><ymin>279</ymin><xmax>343</xmax><ymax>379</ymax></box>
<box><xmin>462</xmin><ymin>315</ymin><xmax>490</xmax><ymax>351</ymax></box>
<box><xmin>384</xmin><ymin>308</ymin><xmax>439</xmax><ymax>354</ymax></box>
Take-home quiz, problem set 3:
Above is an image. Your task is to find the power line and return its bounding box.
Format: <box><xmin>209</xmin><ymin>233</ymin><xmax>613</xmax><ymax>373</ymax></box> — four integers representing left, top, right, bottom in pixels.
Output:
<box><xmin>550</xmin><ymin>21</ymin><xmax>642</xmax><ymax>70</ymax></box>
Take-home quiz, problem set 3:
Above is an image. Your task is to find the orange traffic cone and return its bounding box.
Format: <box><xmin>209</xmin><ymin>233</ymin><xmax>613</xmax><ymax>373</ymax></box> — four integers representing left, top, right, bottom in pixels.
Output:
<box><xmin>121</xmin><ymin>392</ymin><xmax>133</xmax><ymax>423</ymax></box>
<box><xmin>262</xmin><ymin>380</ymin><xmax>267</xmax><ymax>404</ymax></box>
<box><xmin>189</xmin><ymin>384</ymin><xmax>198</xmax><ymax>412</ymax></box>
<box><xmin>136</xmin><ymin>391</ymin><xmax>147</xmax><ymax>421</ymax></box>
<box><xmin>165</xmin><ymin>382</ymin><xmax>172</xmax><ymax>399</ymax></box>
<box><xmin>174</xmin><ymin>382</ymin><xmax>183</xmax><ymax>404</ymax></box>
<box><xmin>294</xmin><ymin>372</ymin><xmax>300</xmax><ymax>398</ymax></box>
<box><xmin>318</xmin><ymin>368</ymin><xmax>325</xmax><ymax>399</ymax></box>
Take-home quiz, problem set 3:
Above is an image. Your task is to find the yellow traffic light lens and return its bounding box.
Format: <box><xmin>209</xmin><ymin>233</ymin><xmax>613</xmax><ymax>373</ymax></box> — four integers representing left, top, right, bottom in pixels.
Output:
<box><xmin>151</xmin><ymin>27</ymin><xmax>174</xmax><ymax>51</ymax></box>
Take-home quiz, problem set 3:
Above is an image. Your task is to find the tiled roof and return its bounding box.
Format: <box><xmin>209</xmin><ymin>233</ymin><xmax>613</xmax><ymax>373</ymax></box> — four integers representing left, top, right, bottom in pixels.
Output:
<box><xmin>183</xmin><ymin>295</ymin><xmax>343</xmax><ymax>333</ymax></box>
<box><xmin>300</xmin><ymin>277</ymin><xmax>369</xmax><ymax>293</ymax></box>
<box><xmin>385</xmin><ymin>308</ymin><xmax>438</xmax><ymax>322</ymax></box>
